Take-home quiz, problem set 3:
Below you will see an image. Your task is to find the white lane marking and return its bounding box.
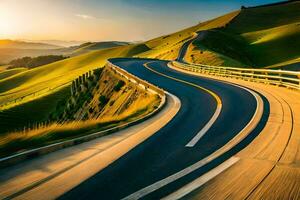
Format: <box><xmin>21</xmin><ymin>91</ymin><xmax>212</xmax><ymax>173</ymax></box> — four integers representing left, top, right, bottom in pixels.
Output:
<box><xmin>186</xmin><ymin>104</ymin><xmax>222</xmax><ymax>147</ymax></box>
<box><xmin>162</xmin><ymin>156</ymin><xmax>240</xmax><ymax>200</ymax></box>
<box><xmin>122</xmin><ymin>153</ymin><xmax>221</xmax><ymax>200</ymax></box>
<box><xmin>122</xmin><ymin>82</ymin><xmax>262</xmax><ymax>200</ymax></box>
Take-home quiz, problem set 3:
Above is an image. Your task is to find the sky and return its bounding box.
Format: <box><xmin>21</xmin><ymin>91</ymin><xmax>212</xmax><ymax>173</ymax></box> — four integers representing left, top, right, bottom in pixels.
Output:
<box><xmin>0</xmin><ymin>0</ymin><xmax>282</xmax><ymax>42</ymax></box>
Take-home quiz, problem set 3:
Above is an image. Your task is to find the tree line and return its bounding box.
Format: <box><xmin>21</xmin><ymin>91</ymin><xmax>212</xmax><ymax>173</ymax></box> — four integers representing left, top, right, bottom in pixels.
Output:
<box><xmin>9</xmin><ymin>55</ymin><xmax>68</xmax><ymax>69</ymax></box>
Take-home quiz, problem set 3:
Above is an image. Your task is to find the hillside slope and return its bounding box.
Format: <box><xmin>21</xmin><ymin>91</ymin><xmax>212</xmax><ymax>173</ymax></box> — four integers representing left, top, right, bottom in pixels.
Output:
<box><xmin>0</xmin><ymin>68</ymin><xmax>27</xmax><ymax>80</ymax></box>
<box><xmin>0</xmin><ymin>66</ymin><xmax>160</xmax><ymax>157</ymax></box>
<box><xmin>137</xmin><ymin>11</ymin><xmax>240</xmax><ymax>60</ymax></box>
<box><xmin>71</xmin><ymin>41</ymin><xmax>130</xmax><ymax>56</ymax></box>
<box><xmin>185</xmin><ymin>1</ymin><xmax>300</xmax><ymax>68</ymax></box>
<box><xmin>0</xmin><ymin>44</ymin><xmax>150</xmax><ymax>110</ymax></box>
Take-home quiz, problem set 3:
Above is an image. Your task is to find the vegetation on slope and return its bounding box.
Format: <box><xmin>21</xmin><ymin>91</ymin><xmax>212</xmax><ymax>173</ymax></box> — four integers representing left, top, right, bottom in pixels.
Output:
<box><xmin>137</xmin><ymin>10</ymin><xmax>240</xmax><ymax>61</ymax></box>
<box><xmin>0</xmin><ymin>65</ymin><xmax>160</xmax><ymax>157</ymax></box>
<box><xmin>0</xmin><ymin>43</ymin><xmax>151</xmax><ymax>110</ymax></box>
<box><xmin>71</xmin><ymin>41</ymin><xmax>130</xmax><ymax>56</ymax></box>
<box><xmin>0</xmin><ymin>86</ymin><xmax>70</xmax><ymax>134</ymax></box>
<box><xmin>0</xmin><ymin>48</ymin><xmax>70</xmax><ymax>64</ymax></box>
<box><xmin>186</xmin><ymin>1</ymin><xmax>300</xmax><ymax>68</ymax></box>
<box><xmin>185</xmin><ymin>43</ymin><xmax>245</xmax><ymax>67</ymax></box>
<box><xmin>9</xmin><ymin>55</ymin><xmax>68</xmax><ymax>69</ymax></box>
<box><xmin>51</xmin><ymin>66</ymin><xmax>159</xmax><ymax>123</ymax></box>
<box><xmin>184</xmin><ymin>30</ymin><xmax>250</xmax><ymax>67</ymax></box>
<box><xmin>0</xmin><ymin>68</ymin><xmax>27</xmax><ymax>80</ymax></box>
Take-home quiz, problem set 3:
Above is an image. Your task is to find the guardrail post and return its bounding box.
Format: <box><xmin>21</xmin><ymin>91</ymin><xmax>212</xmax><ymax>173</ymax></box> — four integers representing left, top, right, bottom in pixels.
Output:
<box><xmin>278</xmin><ymin>70</ymin><xmax>282</xmax><ymax>87</ymax></box>
<box><xmin>217</xmin><ymin>67</ymin><xmax>221</xmax><ymax>77</ymax></box>
<box><xmin>250</xmin><ymin>70</ymin><xmax>254</xmax><ymax>82</ymax></box>
<box><xmin>265</xmin><ymin>72</ymin><xmax>269</xmax><ymax>84</ymax></box>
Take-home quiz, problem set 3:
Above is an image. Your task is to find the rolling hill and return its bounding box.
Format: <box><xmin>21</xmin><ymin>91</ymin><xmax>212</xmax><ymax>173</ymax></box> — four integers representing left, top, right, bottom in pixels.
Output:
<box><xmin>70</xmin><ymin>41</ymin><xmax>130</xmax><ymax>56</ymax></box>
<box><xmin>0</xmin><ymin>40</ymin><xmax>130</xmax><ymax>63</ymax></box>
<box><xmin>0</xmin><ymin>43</ymin><xmax>151</xmax><ymax>110</ymax></box>
<box><xmin>0</xmin><ymin>67</ymin><xmax>27</xmax><ymax>80</ymax></box>
<box><xmin>137</xmin><ymin>10</ymin><xmax>240</xmax><ymax>61</ymax></box>
<box><xmin>184</xmin><ymin>1</ymin><xmax>300</xmax><ymax>68</ymax></box>
<box><xmin>0</xmin><ymin>39</ymin><xmax>62</xmax><ymax>49</ymax></box>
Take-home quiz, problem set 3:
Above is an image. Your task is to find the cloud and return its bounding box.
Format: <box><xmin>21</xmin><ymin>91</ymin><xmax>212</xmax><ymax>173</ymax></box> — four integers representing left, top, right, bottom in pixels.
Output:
<box><xmin>75</xmin><ymin>14</ymin><xmax>95</xmax><ymax>19</ymax></box>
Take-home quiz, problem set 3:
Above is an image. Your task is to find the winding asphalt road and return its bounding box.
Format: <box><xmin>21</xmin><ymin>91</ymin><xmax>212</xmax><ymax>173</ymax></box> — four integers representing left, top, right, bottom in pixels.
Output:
<box><xmin>59</xmin><ymin>58</ymin><xmax>269</xmax><ymax>199</ymax></box>
<box><xmin>176</xmin><ymin>32</ymin><xmax>205</xmax><ymax>62</ymax></box>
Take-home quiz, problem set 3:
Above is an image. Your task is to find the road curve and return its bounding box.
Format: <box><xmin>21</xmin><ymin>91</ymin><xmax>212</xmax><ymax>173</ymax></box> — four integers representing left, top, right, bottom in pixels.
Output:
<box><xmin>59</xmin><ymin>58</ymin><xmax>268</xmax><ymax>200</ymax></box>
<box><xmin>176</xmin><ymin>32</ymin><xmax>204</xmax><ymax>62</ymax></box>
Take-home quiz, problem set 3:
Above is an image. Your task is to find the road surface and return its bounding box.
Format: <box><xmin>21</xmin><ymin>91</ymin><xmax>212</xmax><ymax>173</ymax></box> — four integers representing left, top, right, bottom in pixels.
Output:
<box><xmin>59</xmin><ymin>58</ymin><xmax>268</xmax><ymax>199</ymax></box>
<box><xmin>176</xmin><ymin>32</ymin><xmax>205</xmax><ymax>62</ymax></box>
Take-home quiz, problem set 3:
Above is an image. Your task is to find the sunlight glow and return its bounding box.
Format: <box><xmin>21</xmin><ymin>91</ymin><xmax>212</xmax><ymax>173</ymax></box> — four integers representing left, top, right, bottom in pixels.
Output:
<box><xmin>0</xmin><ymin>7</ymin><xmax>18</xmax><ymax>38</ymax></box>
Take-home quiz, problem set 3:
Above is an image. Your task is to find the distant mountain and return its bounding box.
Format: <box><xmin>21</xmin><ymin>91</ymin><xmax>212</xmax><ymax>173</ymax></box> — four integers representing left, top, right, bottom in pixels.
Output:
<box><xmin>22</xmin><ymin>40</ymin><xmax>86</xmax><ymax>47</ymax></box>
<box><xmin>0</xmin><ymin>40</ymin><xmax>131</xmax><ymax>63</ymax></box>
<box><xmin>0</xmin><ymin>39</ymin><xmax>62</xmax><ymax>49</ymax></box>
<box><xmin>0</xmin><ymin>48</ymin><xmax>68</xmax><ymax>64</ymax></box>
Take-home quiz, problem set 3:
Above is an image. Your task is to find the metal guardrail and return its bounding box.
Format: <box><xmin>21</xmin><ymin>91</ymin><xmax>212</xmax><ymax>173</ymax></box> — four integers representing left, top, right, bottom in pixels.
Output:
<box><xmin>172</xmin><ymin>61</ymin><xmax>300</xmax><ymax>91</ymax></box>
<box><xmin>107</xmin><ymin>61</ymin><xmax>165</xmax><ymax>96</ymax></box>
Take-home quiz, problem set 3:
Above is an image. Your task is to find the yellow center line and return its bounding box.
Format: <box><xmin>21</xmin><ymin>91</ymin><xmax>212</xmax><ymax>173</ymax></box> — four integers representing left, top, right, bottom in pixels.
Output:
<box><xmin>144</xmin><ymin>62</ymin><xmax>222</xmax><ymax>106</ymax></box>
<box><xmin>143</xmin><ymin>61</ymin><xmax>222</xmax><ymax>147</ymax></box>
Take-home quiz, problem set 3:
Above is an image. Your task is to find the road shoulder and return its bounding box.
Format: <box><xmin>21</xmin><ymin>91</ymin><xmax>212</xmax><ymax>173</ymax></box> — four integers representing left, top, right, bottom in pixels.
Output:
<box><xmin>168</xmin><ymin>62</ymin><xmax>300</xmax><ymax>199</ymax></box>
<box><xmin>0</xmin><ymin>93</ymin><xmax>181</xmax><ymax>200</ymax></box>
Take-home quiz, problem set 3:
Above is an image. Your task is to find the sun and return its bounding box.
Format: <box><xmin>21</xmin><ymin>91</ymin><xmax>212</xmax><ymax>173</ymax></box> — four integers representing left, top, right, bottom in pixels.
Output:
<box><xmin>0</xmin><ymin>7</ymin><xmax>18</xmax><ymax>38</ymax></box>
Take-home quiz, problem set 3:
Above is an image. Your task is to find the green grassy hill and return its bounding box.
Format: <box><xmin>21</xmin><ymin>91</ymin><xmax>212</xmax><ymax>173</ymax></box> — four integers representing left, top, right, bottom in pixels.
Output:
<box><xmin>0</xmin><ymin>68</ymin><xmax>27</xmax><ymax>80</ymax></box>
<box><xmin>70</xmin><ymin>41</ymin><xmax>130</xmax><ymax>56</ymax></box>
<box><xmin>185</xmin><ymin>1</ymin><xmax>300</xmax><ymax>68</ymax></box>
<box><xmin>0</xmin><ymin>86</ymin><xmax>70</xmax><ymax>134</ymax></box>
<box><xmin>137</xmin><ymin>11</ymin><xmax>240</xmax><ymax>60</ymax></box>
<box><xmin>0</xmin><ymin>65</ymin><xmax>160</xmax><ymax>157</ymax></box>
<box><xmin>0</xmin><ymin>43</ymin><xmax>150</xmax><ymax>110</ymax></box>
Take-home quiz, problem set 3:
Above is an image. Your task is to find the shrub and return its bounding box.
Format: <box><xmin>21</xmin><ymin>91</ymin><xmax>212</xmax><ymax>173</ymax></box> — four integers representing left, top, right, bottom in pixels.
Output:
<box><xmin>93</xmin><ymin>68</ymin><xmax>103</xmax><ymax>78</ymax></box>
<box><xmin>114</xmin><ymin>80</ymin><xmax>125</xmax><ymax>91</ymax></box>
<box><xmin>99</xmin><ymin>95</ymin><xmax>109</xmax><ymax>106</ymax></box>
<box><xmin>109</xmin><ymin>100</ymin><xmax>115</xmax><ymax>106</ymax></box>
<box><xmin>9</xmin><ymin>55</ymin><xmax>68</xmax><ymax>69</ymax></box>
